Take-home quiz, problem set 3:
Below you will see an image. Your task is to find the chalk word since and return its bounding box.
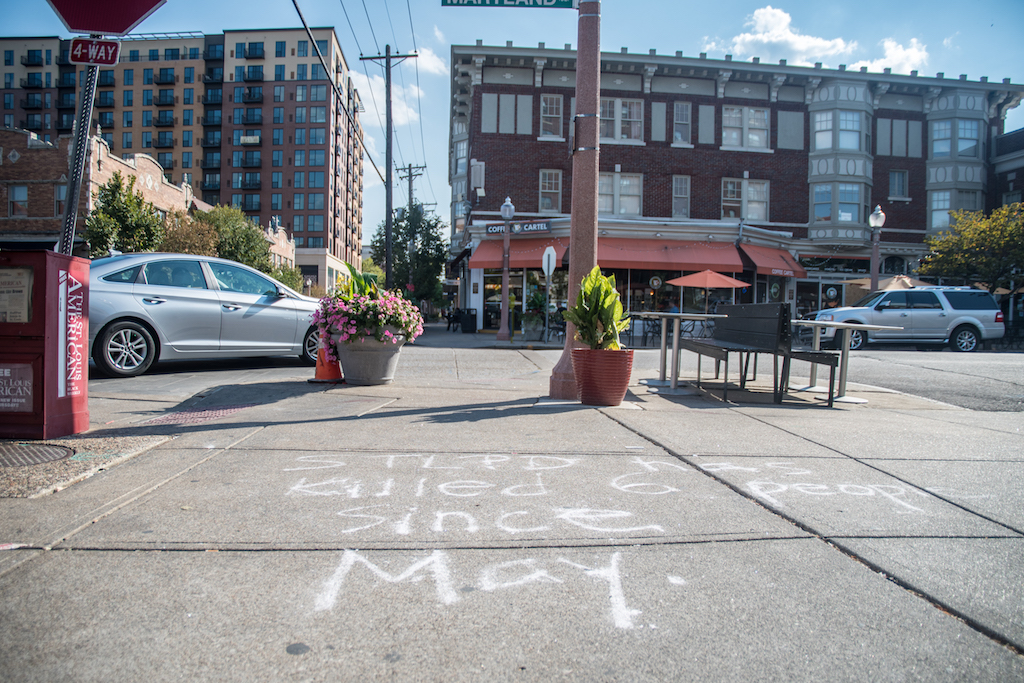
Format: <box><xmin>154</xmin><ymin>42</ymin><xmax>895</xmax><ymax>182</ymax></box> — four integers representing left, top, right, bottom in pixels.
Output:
<box><xmin>315</xmin><ymin>549</ymin><xmax>641</xmax><ymax>629</ymax></box>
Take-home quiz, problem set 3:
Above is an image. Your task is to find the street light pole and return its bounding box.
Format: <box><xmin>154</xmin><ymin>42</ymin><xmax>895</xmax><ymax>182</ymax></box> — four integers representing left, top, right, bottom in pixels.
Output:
<box><xmin>497</xmin><ymin>197</ymin><xmax>514</xmax><ymax>342</ymax></box>
<box><xmin>868</xmin><ymin>205</ymin><xmax>886</xmax><ymax>291</ymax></box>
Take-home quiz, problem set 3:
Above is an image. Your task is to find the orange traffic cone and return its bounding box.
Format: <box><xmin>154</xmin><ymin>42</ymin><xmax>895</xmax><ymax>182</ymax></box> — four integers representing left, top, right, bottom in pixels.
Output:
<box><xmin>308</xmin><ymin>336</ymin><xmax>343</xmax><ymax>383</ymax></box>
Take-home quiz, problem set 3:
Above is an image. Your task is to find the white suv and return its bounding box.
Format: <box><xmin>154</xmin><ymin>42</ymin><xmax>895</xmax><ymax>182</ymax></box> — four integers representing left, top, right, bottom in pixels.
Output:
<box><xmin>815</xmin><ymin>287</ymin><xmax>1005</xmax><ymax>352</ymax></box>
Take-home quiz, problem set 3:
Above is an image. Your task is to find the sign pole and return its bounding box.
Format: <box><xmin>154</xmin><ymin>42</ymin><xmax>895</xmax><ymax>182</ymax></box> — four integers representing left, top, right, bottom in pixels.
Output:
<box><xmin>58</xmin><ymin>42</ymin><xmax>100</xmax><ymax>256</ymax></box>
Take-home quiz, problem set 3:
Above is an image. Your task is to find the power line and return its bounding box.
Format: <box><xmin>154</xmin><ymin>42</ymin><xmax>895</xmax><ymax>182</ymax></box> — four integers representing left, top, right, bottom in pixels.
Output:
<box><xmin>360</xmin><ymin>0</ymin><xmax>380</xmax><ymax>55</ymax></box>
<box><xmin>405</xmin><ymin>0</ymin><xmax>438</xmax><ymax>207</ymax></box>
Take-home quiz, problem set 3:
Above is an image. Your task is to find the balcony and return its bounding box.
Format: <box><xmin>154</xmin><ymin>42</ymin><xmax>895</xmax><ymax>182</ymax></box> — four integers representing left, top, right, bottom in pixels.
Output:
<box><xmin>97</xmin><ymin>73</ymin><xmax>116</xmax><ymax>87</ymax></box>
<box><xmin>240</xmin><ymin>200</ymin><xmax>261</xmax><ymax>211</ymax></box>
<box><xmin>19</xmin><ymin>119</ymin><xmax>43</xmax><ymax>130</ymax></box>
<box><xmin>243</xmin><ymin>47</ymin><xmax>265</xmax><ymax>59</ymax></box>
<box><xmin>201</xmin><ymin>93</ymin><xmax>222</xmax><ymax>104</ymax></box>
<box><xmin>56</xmin><ymin>97</ymin><xmax>76</xmax><ymax>109</ymax></box>
<box><xmin>95</xmin><ymin>96</ymin><xmax>116</xmax><ymax>108</ymax></box>
<box><xmin>242</xmin><ymin>91</ymin><xmax>263</xmax><ymax>103</ymax></box>
<box><xmin>239</xmin><ymin>135</ymin><xmax>261</xmax><ymax>146</ymax></box>
<box><xmin>242</xmin><ymin>71</ymin><xmax>264</xmax><ymax>83</ymax></box>
<box><xmin>154</xmin><ymin>137</ymin><xmax>176</xmax><ymax>148</ymax></box>
<box><xmin>200</xmin><ymin>136</ymin><xmax>222</xmax><ymax>147</ymax></box>
<box><xmin>203</xmin><ymin>47</ymin><xmax>224</xmax><ymax>60</ymax></box>
<box><xmin>200</xmin><ymin>180</ymin><xmax>220</xmax><ymax>191</ymax></box>
<box><xmin>154</xmin><ymin>115</ymin><xmax>176</xmax><ymax>127</ymax></box>
<box><xmin>21</xmin><ymin>54</ymin><xmax>43</xmax><ymax>67</ymax></box>
<box><xmin>154</xmin><ymin>72</ymin><xmax>176</xmax><ymax>85</ymax></box>
<box><xmin>200</xmin><ymin>158</ymin><xmax>221</xmax><ymax>169</ymax></box>
<box><xmin>241</xmin><ymin>179</ymin><xmax>261</xmax><ymax>190</ymax></box>
<box><xmin>241</xmin><ymin>114</ymin><xmax>263</xmax><ymax>125</ymax></box>
<box><xmin>240</xmin><ymin>157</ymin><xmax>262</xmax><ymax>168</ymax></box>
<box><xmin>202</xmin><ymin>72</ymin><xmax>223</xmax><ymax>83</ymax></box>
<box><xmin>155</xmin><ymin>94</ymin><xmax>176</xmax><ymax>107</ymax></box>
<box><xmin>20</xmin><ymin>77</ymin><xmax>44</xmax><ymax>89</ymax></box>
<box><xmin>200</xmin><ymin>116</ymin><xmax>222</xmax><ymax>126</ymax></box>
<box><xmin>20</xmin><ymin>98</ymin><xmax>43</xmax><ymax>110</ymax></box>
<box><xmin>56</xmin><ymin>54</ymin><xmax>71</xmax><ymax>66</ymax></box>
<box><xmin>57</xmin><ymin>75</ymin><xmax>76</xmax><ymax>88</ymax></box>
<box><xmin>56</xmin><ymin>118</ymin><xmax>74</xmax><ymax>131</ymax></box>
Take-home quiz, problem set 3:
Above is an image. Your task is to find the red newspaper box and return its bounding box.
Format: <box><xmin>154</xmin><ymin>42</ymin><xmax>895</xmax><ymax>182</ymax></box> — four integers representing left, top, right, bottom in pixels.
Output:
<box><xmin>0</xmin><ymin>251</ymin><xmax>90</xmax><ymax>439</ymax></box>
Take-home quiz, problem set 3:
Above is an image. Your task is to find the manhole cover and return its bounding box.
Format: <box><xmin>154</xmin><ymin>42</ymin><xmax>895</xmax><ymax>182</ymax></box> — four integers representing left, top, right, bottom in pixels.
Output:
<box><xmin>0</xmin><ymin>443</ymin><xmax>74</xmax><ymax>467</ymax></box>
<box><xmin>145</xmin><ymin>404</ymin><xmax>256</xmax><ymax>425</ymax></box>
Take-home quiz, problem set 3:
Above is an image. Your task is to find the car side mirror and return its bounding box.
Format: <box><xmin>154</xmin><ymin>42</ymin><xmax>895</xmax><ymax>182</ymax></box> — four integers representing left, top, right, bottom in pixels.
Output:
<box><xmin>875</xmin><ymin>300</ymin><xmax>890</xmax><ymax>310</ymax></box>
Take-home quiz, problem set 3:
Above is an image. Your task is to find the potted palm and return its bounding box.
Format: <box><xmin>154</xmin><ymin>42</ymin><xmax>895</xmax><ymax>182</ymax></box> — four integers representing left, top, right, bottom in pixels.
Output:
<box><xmin>562</xmin><ymin>266</ymin><xmax>633</xmax><ymax>406</ymax></box>
<box><xmin>521</xmin><ymin>291</ymin><xmax>547</xmax><ymax>341</ymax></box>
<box><xmin>312</xmin><ymin>264</ymin><xmax>424</xmax><ymax>385</ymax></box>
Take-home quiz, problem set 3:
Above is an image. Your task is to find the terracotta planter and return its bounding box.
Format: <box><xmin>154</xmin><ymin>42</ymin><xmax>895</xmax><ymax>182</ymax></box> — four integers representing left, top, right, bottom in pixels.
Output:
<box><xmin>331</xmin><ymin>332</ymin><xmax>406</xmax><ymax>385</ymax></box>
<box><xmin>571</xmin><ymin>348</ymin><xmax>634</xmax><ymax>406</ymax></box>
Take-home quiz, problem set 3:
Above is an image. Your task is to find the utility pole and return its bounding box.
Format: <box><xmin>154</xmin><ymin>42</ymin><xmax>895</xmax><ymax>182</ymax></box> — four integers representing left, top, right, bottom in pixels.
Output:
<box><xmin>397</xmin><ymin>163</ymin><xmax>426</xmax><ymax>209</ymax></box>
<box><xmin>361</xmin><ymin>45</ymin><xmax>417</xmax><ymax>290</ymax></box>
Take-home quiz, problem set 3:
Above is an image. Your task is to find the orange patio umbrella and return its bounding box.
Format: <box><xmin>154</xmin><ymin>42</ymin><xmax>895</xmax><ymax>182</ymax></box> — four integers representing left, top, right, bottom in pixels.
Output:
<box><xmin>666</xmin><ymin>270</ymin><xmax>750</xmax><ymax>313</ymax></box>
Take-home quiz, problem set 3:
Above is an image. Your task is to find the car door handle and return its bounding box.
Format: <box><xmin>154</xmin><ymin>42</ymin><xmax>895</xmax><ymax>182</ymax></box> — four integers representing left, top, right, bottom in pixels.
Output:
<box><xmin>900</xmin><ymin>312</ymin><xmax>909</xmax><ymax>317</ymax></box>
<box><xmin>142</xmin><ymin>297</ymin><xmax>167</xmax><ymax>304</ymax></box>
<box><xmin>222</xmin><ymin>304</ymin><xmax>242</xmax><ymax>311</ymax></box>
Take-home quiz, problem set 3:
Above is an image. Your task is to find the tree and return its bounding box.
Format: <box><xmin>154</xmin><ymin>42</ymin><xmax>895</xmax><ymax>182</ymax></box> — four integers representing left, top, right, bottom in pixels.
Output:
<box><xmin>361</xmin><ymin>256</ymin><xmax>385</xmax><ymax>284</ymax></box>
<box><xmin>920</xmin><ymin>203</ymin><xmax>1024</xmax><ymax>293</ymax></box>
<box><xmin>158</xmin><ymin>210</ymin><xmax>218</xmax><ymax>256</ymax></box>
<box><xmin>370</xmin><ymin>205</ymin><xmax>449</xmax><ymax>306</ymax></box>
<box><xmin>196</xmin><ymin>205</ymin><xmax>272</xmax><ymax>273</ymax></box>
<box><xmin>271</xmin><ymin>265</ymin><xmax>303</xmax><ymax>291</ymax></box>
<box><xmin>85</xmin><ymin>171</ymin><xmax>164</xmax><ymax>257</ymax></box>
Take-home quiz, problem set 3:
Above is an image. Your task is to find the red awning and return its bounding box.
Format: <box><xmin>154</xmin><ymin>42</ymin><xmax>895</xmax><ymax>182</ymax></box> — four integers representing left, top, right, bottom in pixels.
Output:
<box><xmin>739</xmin><ymin>244</ymin><xmax>807</xmax><ymax>278</ymax></box>
<box><xmin>597</xmin><ymin>238</ymin><xmax>744</xmax><ymax>271</ymax></box>
<box><xmin>466</xmin><ymin>237</ymin><xmax>569</xmax><ymax>270</ymax></box>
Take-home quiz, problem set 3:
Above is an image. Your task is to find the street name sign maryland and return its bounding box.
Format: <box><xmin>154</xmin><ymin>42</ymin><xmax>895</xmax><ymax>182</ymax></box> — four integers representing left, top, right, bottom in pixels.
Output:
<box><xmin>442</xmin><ymin>0</ymin><xmax>576</xmax><ymax>7</ymax></box>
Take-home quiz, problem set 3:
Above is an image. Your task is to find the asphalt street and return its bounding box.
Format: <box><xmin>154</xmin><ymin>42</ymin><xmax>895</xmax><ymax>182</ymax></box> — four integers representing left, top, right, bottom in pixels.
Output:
<box><xmin>1</xmin><ymin>324</ymin><xmax>1022</xmax><ymax>681</ymax></box>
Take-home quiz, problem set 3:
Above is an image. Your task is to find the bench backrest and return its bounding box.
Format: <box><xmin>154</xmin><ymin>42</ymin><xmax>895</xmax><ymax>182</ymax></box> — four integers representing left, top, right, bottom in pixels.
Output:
<box><xmin>714</xmin><ymin>302</ymin><xmax>792</xmax><ymax>353</ymax></box>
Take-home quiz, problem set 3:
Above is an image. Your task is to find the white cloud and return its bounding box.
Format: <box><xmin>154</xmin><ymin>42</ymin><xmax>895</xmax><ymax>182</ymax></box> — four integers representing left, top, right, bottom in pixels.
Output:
<box><xmin>433</xmin><ymin>25</ymin><xmax>446</xmax><ymax>44</ymax></box>
<box><xmin>724</xmin><ymin>6</ymin><xmax>856</xmax><ymax>65</ymax></box>
<box><xmin>415</xmin><ymin>46</ymin><xmax>448</xmax><ymax>77</ymax></box>
<box><xmin>349</xmin><ymin>71</ymin><xmax>422</xmax><ymax>129</ymax></box>
<box><xmin>850</xmin><ymin>38</ymin><xmax>929</xmax><ymax>74</ymax></box>
<box><xmin>943</xmin><ymin>32</ymin><xmax>959</xmax><ymax>49</ymax></box>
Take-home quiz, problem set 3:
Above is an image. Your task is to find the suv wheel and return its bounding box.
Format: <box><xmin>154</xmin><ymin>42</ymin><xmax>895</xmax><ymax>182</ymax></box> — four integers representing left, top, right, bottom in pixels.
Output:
<box><xmin>847</xmin><ymin>328</ymin><xmax>865</xmax><ymax>351</ymax></box>
<box><xmin>951</xmin><ymin>325</ymin><xmax>979</xmax><ymax>352</ymax></box>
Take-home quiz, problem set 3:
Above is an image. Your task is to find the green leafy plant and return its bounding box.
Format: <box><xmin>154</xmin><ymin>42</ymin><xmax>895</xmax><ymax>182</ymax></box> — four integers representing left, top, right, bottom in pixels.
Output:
<box><xmin>338</xmin><ymin>262</ymin><xmax>379</xmax><ymax>298</ymax></box>
<box><xmin>562</xmin><ymin>266</ymin><xmax>630</xmax><ymax>350</ymax></box>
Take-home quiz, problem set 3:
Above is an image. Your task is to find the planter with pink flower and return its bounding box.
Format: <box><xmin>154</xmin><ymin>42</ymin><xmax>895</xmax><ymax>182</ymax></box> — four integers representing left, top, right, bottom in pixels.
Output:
<box><xmin>312</xmin><ymin>264</ymin><xmax>424</xmax><ymax>385</ymax></box>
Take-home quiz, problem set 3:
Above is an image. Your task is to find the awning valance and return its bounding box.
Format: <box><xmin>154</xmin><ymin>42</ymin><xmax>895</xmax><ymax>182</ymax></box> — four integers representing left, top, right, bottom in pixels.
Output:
<box><xmin>466</xmin><ymin>237</ymin><xmax>569</xmax><ymax>270</ymax></box>
<box><xmin>739</xmin><ymin>244</ymin><xmax>807</xmax><ymax>278</ymax></box>
<box><xmin>597</xmin><ymin>238</ymin><xmax>744</xmax><ymax>271</ymax></box>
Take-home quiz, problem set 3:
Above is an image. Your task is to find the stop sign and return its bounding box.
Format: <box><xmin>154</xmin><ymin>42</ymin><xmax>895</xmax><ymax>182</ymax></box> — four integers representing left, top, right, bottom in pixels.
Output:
<box><xmin>47</xmin><ymin>0</ymin><xmax>167</xmax><ymax>36</ymax></box>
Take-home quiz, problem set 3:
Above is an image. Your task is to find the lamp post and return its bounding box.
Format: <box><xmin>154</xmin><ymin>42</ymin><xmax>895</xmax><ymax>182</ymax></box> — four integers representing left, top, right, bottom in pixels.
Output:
<box><xmin>868</xmin><ymin>205</ymin><xmax>886</xmax><ymax>291</ymax></box>
<box><xmin>496</xmin><ymin>196</ymin><xmax>515</xmax><ymax>342</ymax></box>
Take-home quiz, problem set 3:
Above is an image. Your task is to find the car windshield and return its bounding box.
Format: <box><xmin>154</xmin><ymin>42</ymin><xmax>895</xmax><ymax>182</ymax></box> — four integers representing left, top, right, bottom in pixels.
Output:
<box><xmin>850</xmin><ymin>291</ymin><xmax>886</xmax><ymax>308</ymax></box>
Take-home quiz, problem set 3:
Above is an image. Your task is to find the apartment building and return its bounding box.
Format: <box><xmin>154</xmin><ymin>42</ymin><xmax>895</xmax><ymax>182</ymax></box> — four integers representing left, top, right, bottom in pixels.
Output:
<box><xmin>0</xmin><ymin>28</ymin><xmax>363</xmax><ymax>289</ymax></box>
<box><xmin>448</xmin><ymin>41</ymin><xmax>1024</xmax><ymax>326</ymax></box>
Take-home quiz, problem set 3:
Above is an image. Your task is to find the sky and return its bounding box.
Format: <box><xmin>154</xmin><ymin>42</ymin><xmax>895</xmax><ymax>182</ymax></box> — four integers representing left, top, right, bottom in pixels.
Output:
<box><xmin>11</xmin><ymin>0</ymin><xmax>1024</xmax><ymax>243</ymax></box>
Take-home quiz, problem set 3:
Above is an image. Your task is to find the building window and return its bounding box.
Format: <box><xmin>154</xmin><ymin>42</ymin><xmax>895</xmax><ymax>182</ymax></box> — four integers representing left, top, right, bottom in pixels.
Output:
<box><xmin>123</xmin><ymin>69</ymin><xmax>133</xmax><ymax>85</ymax></box>
<box><xmin>143</xmin><ymin>90</ymin><xmax>153</xmax><ymax>106</ymax></box>
<box><xmin>295</xmin><ymin>107</ymin><xmax>306</xmax><ymax>123</ymax></box>
<box><xmin>294</xmin><ymin>150</ymin><xmax>305</xmax><ymax>167</ymax></box>
<box><xmin>837</xmin><ymin>183</ymin><xmax>861</xmax><ymax>222</ymax></box>
<box><xmin>454</xmin><ymin>140</ymin><xmax>467</xmax><ymax>175</ymax></box>
<box><xmin>722</xmin><ymin>178</ymin><xmax>768</xmax><ymax>220</ymax></box>
<box><xmin>123</xmin><ymin>111</ymin><xmax>133</xmax><ymax>127</ymax></box>
<box><xmin>272</xmin><ymin>172</ymin><xmax>282</xmax><ymax>188</ymax></box>
<box><xmin>539</xmin><ymin>169</ymin><xmax>561</xmax><ymax>213</ymax></box>
<box><xmin>122</xmin><ymin>132</ymin><xmax>132</xmax><ymax>148</ymax></box>
<box><xmin>273</xmin><ymin>128</ymin><xmax>283</xmax><ymax>145</ymax></box>
<box><xmin>813</xmin><ymin>184</ymin><xmax>831</xmax><ymax>221</ymax></box>
<box><xmin>123</xmin><ymin>90</ymin><xmax>133</xmax><ymax>106</ymax></box>
<box><xmin>54</xmin><ymin>184</ymin><xmax>67</xmax><ymax>216</ymax></box>
<box><xmin>273</xmin><ymin>107</ymin><xmax>284</xmax><ymax>123</ymax></box>
<box><xmin>311</xmin><ymin>85</ymin><xmax>327</xmax><ymax>101</ymax></box>
<box><xmin>275</xmin><ymin>64</ymin><xmax>285</xmax><ymax>82</ymax></box>
<box><xmin>142</xmin><ymin>111</ymin><xmax>152</xmax><ymax>126</ymax></box>
<box><xmin>1004</xmin><ymin>190</ymin><xmax>1022</xmax><ymax>207</ymax></box>
<box><xmin>598</xmin><ymin>172</ymin><xmax>642</xmax><ymax>215</ymax></box>
<box><xmin>813</xmin><ymin>111</ymin><xmax>832</xmax><ymax>151</ymax></box>
<box><xmin>182</xmin><ymin>152</ymin><xmax>192</xmax><ymax>168</ymax></box>
<box><xmin>600</xmin><ymin>98</ymin><xmax>643</xmax><ymax>143</ymax></box>
<box><xmin>297</xmin><ymin>41</ymin><xmax>308</xmax><ymax>57</ymax></box>
<box><xmin>296</xmin><ymin>64</ymin><xmax>307</xmax><ymax>81</ymax></box>
<box><xmin>673</xmin><ymin>103</ymin><xmax>691</xmax><ymax>146</ymax></box>
<box><xmin>889</xmin><ymin>170</ymin><xmax>908</xmax><ymax>199</ymax></box>
<box><xmin>294</xmin><ymin>172</ymin><xmax>305</xmax><ymax>188</ymax></box>
<box><xmin>310</xmin><ymin>107</ymin><xmax>326</xmax><ymax>123</ymax></box>
<box><xmin>838</xmin><ymin>111</ymin><xmax>863</xmax><ymax>150</ymax></box>
<box><xmin>540</xmin><ymin>95</ymin><xmax>562</xmax><ymax>138</ymax></box>
<box><xmin>294</xmin><ymin>215</ymin><xmax>304</xmax><ymax>231</ymax></box>
<box><xmin>142</xmin><ymin>131</ymin><xmax>152</xmax><ymax>148</ymax></box>
<box><xmin>276</xmin><ymin>41</ymin><xmax>286</xmax><ymax>58</ymax></box>
<box><xmin>184</xmin><ymin>67</ymin><xmax>193</xmax><ymax>83</ymax></box>
<box><xmin>295</xmin><ymin>128</ymin><xmax>306</xmax><ymax>145</ymax></box>
<box><xmin>958</xmin><ymin>120</ymin><xmax>979</xmax><ymax>157</ymax></box>
<box><xmin>9</xmin><ymin>186</ymin><xmax>28</xmax><ymax>216</ymax></box>
<box><xmin>274</xmin><ymin>85</ymin><xmax>284</xmax><ymax>102</ymax></box>
<box><xmin>183</xmin><ymin>110</ymin><xmax>192</xmax><ymax>126</ymax></box>
<box><xmin>932</xmin><ymin>120</ymin><xmax>951</xmax><ymax>158</ymax></box>
<box><xmin>308</xmin><ymin>193</ymin><xmax>324</xmax><ymax>210</ymax></box>
<box><xmin>308</xmin><ymin>171</ymin><xmax>324</xmax><ymax>188</ymax></box>
<box><xmin>723</xmin><ymin>107</ymin><xmax>769</xmax><ymax>150</ymax></box>
<box><xmin>308</xmin><ymin>216</ymin><xmax>324</xmax><ymax>232</ymax></box>
<box><xmin>931</xmin><ymin>191</ymin><xmax>951</xmax><ymax>229</ymax></box>
<box><xmin>294</xmin><ymin>193</ymin><xmax>304</xmax><ymax>210</ymax></box>
<box><xmin>183</xmin><ymin>88</ymin><xmax>193</xmax><ymax>104</ymax></box>
<box><xmin>272</xmin><ymin>150</ymin><xmax>283</xmax><ymax>167</ymax></box>
<box><xmin>309</xmin><ymin>128</ymin><xmax>325</xmax><ymax>145</ymax></box>
<box><xmin>957</xmin><ymin>190</ymin><xmax>979</xmax><ymax>212</ymax></box>
<box><xmin>143</xmin><ymin>68</ymin><xmax>153</xmax><ymax>84</ymax></box>
<box><xmin>271</xmin><ymin>194</ymin><xmax>282</xmax><ymax>210</ymax></box>
<box><xmin>672</xmin><ymin>175</ymin><xmax>690</xmax><ymax>218</ymax></box>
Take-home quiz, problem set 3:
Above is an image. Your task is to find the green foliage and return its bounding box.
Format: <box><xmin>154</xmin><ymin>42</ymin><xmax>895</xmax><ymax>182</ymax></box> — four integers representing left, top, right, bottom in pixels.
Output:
<box><xmin>361</xmin><ymin>257</ymin><xmax>385</xmax><ymax>284</ymax></box>
<box><xmin>562</xmin><ymin>266</ymin><xmax>630</xmax><ymax>350</ymax></box>
<box><xmin>370</xmin><ymin>205</ymin><xmax>449</xmax><ymax>306</ymax></box>
<box><xmin>271</xmin><ymin>265</ymin><xmax>303</xmax><ymax>291</ymax></box>
<box><xmin>197</xmin><ymin>205</ymin><xmax>272</xmax><ymax>273</ymax></box>
<box><xmin>339</xmin><ymin>262</ymin><xmax>379</xmax><ymax>298</ymax></box>
<box><xmin>85</xmin><ymin>172</ymin><xmax>164</xmax><ymax>257</ymax></box>
<box><xmin>158</xmin><ymin>210</ymin><xmax>218</xmax><ymax>256</ymax></box>
<box><xmin>920</xmin><ymin>203</ymin><xmax>1024</xmax><ymax>293</ymax></box>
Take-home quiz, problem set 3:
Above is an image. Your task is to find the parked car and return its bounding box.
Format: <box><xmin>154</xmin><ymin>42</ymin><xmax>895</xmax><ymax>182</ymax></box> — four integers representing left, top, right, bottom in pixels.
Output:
<box><xmin>89</xmin><ymin>253</ymin><xmax>320</xmax><ymax>377</ymax></box>
<box><xmin>815</xmin><ymin>286</ymin><xmax>1005</xmax><ymax>352</ymax></box>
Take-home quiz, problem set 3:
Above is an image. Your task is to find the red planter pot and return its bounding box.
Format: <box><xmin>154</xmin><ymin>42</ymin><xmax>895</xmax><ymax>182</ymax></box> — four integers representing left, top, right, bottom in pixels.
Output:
<box><xmin>570</xmin><ymin>348</ymin><xmax>634</xmax><ymax>406</ymax></box>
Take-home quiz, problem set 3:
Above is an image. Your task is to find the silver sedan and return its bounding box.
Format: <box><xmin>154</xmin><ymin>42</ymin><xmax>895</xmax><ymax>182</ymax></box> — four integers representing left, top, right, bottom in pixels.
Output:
<box><xmin>89</xmin><ymin>253</ymin><xmax>321</xmax><ymax>377</ymax></box>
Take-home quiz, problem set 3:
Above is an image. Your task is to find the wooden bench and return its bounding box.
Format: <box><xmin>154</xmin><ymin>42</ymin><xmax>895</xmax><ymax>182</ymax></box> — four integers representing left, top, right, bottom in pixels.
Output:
<box><xmin>677</xmin><ymin>302</ymin><xmax>840</xmax><ymax>407</ymax></box>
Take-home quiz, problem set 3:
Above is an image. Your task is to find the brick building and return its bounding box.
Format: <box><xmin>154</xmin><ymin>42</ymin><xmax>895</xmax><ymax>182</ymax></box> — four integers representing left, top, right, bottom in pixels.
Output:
<box><xmin>448</xmin><ymin>41</ymin><xmax>1024</xmax><ymax>327</ymax></box>
<box><xmin>1</xmin><ymin>28</ymin><xmax>363</xmax><ymax>291</ymax></box>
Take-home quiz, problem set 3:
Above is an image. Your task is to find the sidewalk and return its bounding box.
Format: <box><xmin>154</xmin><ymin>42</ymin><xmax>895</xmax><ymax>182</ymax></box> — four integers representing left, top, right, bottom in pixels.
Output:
<box><xmin>0</xmin><ymin>322</ymin><xmax>1022</xmax><ymax>681</ymax></box>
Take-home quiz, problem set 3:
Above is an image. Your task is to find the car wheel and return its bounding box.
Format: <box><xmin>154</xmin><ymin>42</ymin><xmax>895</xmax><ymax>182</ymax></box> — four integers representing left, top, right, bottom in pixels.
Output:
<box><xmin>951</xmin><ymin>325</ymin><xmax>979</xmax><ymax>352</ymax></box>
<box><xmin>847</xmin><ymin>329</ymin><xmax>865</xmax><ymax>351</ymax></box>
<box><xmin>94</xmin><ymin>321</ymin><xmax>157</xmax><ymax>377</ymax></box>
<box><xmin>299</xmin><ymin>326</ymin><xmax>319</xmax><ymax>365</ymax></box>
